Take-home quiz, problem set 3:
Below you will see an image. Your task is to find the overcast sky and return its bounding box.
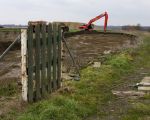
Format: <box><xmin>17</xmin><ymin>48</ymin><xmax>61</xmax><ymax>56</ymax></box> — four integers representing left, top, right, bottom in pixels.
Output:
<box><xmin>0</xmin><ymin>0</ymin><xmax>150</xmax><ymax>26</ymax></box>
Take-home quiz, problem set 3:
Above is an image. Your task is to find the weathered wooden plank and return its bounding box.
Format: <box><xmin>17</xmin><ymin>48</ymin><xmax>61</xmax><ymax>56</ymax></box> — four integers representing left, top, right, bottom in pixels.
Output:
<box><xmin>23</xmin><ymin>22</ymin><xmax>63</xmax><ymax>102</ymax></box>
<box><xmin>35</xmin><ymin>24</ymin><xmax>41</xmax><ymax>100</ymax></box>
<box><xmin>57</xmin><ymin>25</ymin><xmax>62</xmax><ymax>88</ymax></box>
<box><xmin>41</xmin><ymin>23</ymin><xmax>46</xmax><ymax>96</ymax></box>
<box><xmin>21</xmin><ymin>29</ymin><xmax>28</xmax><ymax>102</ymax></box>
<box><xmin>47</xmin><ymin>23</ymin><xmax>53</xmax><ymax>92</ymax></box>
<box><xmin>30</xmin><ymin>60</ymin><xmax>58</xmax><ymax>73</ymax></box>
<box><xmin>138</xmin><ymin>86</ymin><xmax>150</xmax><ymax>91</ymax></box>
<box><xmin>27</xmin><ymin>24</ymin><xmax>34</xmax><ymax>102</ymax></box>
<box><xmin>53</xmin><ymin>23</ymin><xmax>57</xmax><ymax>90</ymax></box>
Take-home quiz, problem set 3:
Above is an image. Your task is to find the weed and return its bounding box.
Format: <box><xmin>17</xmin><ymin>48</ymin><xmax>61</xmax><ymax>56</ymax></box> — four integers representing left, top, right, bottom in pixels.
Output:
<box><xmin>0</xmin><ymin>83</ymin><xmax>18</xmax><ymax>96</ymax></box>
<box><xmin>122</xmin><ymin>103</ymin><xmax>150</xmax><ymax>120</ymax></box>
<box><xmin>0</xmin><ymin>28</ymin><xmax>20</xmax><ymax>32</ymax></box>
<box><xmin>69</xmin><ymin>29</ymin><xmax>80</xmax><ymax>33</ymax></box>
<box><xmin>17</xmin><ymin>50</ymin><xmax>133</xmax><ymax>120</ymax></box>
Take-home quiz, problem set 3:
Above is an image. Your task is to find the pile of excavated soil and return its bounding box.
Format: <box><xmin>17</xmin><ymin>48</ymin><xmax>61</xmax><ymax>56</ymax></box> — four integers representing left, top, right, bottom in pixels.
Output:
<box><xmin>63</xmin><ymin>31</ymin><xmax>138</xmax><ymax>73</ymax></box>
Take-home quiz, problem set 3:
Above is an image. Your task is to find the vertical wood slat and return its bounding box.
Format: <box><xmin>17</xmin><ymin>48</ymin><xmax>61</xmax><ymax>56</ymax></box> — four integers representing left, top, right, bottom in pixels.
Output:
<box><xmin>53</xmin><ymin>23</ymin><xmax>57</xmax><ymax>90</ymax></box>
<box><xmin>57</xmin><ymin>25</ymin><xmax>62</xmax><ymax>88</ymax></box>
<box><xmin>41</xmin><ymin>23</ymin><xmax>46</xmax><ymax>96</ymax></box>
<box><xmin>35</xmin><ymin>24</ymin><xmax>41</xmax><ymax>100</ymax></box>
<box><xmin>21</xmin><ymin>29</ymin><xmax>28</xmax><ymax>102</ymax></box>
<box><xmin>47</xmin><ymin>23</ymin><xmax>53</xmax><ymax>92</ymax></box>
<box><xmin>27</xmin><ymin>25</ymin><xmax>34</xmax><ymax>102</ymax></box>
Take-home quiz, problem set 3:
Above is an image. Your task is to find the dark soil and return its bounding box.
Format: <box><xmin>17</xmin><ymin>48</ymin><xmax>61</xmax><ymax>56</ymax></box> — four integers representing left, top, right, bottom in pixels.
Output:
<box><xmin>0</xmin><ymin>42</ymin><xmax>20</xmax><ymax>53</ymax></box>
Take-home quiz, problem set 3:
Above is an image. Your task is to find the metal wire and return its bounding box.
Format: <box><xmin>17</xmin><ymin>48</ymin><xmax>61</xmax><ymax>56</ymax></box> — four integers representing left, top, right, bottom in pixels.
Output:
<box><xmin>0</xmin><ymin>35</ymin><xmax>21</xmax><ymax>61</ymax></box>
<box><xmin>62</xmin><ymin>35</ymin><xmax>80</xmax><ymax>76</ymax></box>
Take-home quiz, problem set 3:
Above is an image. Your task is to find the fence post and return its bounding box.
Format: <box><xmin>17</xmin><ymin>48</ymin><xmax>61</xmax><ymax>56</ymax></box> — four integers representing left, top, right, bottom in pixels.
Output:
<box><xmin>21</xmin><ymin>29</ymin><xmax>28</xmax><ymax>102</ymax></box>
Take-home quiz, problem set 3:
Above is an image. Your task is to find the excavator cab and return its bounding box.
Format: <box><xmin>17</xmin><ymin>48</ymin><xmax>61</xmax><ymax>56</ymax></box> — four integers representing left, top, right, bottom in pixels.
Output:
<box><xmin>79</xmin><ymin>24</ymin><xmax>94</xmax><ymax>30</ymax></box>
<box><xmin>87</xmin><ymin>24</ymin><xmax>94</xmax><ymax>30</ymax></box>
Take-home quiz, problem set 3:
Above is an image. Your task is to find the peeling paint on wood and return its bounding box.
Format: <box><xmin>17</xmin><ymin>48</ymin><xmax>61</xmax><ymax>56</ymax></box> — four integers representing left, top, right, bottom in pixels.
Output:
<box><xmin>21</xmin><ymin>29</ymin><xmax>28</xmax><ymax>101</ymax></box>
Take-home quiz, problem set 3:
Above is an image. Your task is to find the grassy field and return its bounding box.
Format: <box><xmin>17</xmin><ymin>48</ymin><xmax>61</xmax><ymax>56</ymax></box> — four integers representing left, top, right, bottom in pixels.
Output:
<box><xmin>0</xmin><ymin>28</ymin><xmax>20</xmax><ymax>32</ymax></box>
<box><xmin>1</xmin><ymin>32</ymin><xmax>150</xmax><ymax>120</ymax></box>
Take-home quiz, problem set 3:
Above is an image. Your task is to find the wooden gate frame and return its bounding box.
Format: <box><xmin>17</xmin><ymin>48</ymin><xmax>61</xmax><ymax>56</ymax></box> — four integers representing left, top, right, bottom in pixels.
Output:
<box><xmin>21</xmin><ymin>22</ymin><xmax>62</xmax><ymax>102</ymax></box>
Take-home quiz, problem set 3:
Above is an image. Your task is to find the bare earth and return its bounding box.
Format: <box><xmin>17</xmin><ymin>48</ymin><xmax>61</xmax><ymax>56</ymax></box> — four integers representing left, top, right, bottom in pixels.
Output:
<box><xmin>0</xmin><ymin>31</ymin><xmax>139</xmax><ymax>118</ymax></box>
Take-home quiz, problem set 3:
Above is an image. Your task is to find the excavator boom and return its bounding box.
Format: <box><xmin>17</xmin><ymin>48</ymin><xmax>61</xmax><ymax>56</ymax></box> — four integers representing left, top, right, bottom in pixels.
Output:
<box><xmin>79</xmin><ymin>12</ymin><xmax>108</xmax><ymax>32</ymax></box>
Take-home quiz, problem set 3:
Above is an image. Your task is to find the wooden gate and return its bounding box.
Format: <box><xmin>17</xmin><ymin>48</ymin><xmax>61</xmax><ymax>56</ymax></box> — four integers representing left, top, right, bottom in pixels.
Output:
<box><xmin>21</xmin><ymin>22</ymin><xmax>62</xmax><ymax>102</ymax></box>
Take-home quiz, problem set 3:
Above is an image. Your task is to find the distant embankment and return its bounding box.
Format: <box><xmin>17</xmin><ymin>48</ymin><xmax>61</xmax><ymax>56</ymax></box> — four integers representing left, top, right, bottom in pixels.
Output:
<box><xmin>0</xmin><ymin>29</ymin><xmax>20</xmax><ymax>42</ymax></box>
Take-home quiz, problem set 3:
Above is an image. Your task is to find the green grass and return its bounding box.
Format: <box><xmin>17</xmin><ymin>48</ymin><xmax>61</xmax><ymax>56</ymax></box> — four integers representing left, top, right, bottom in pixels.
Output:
<box><xmin>4</xmin><ymin>33</ymin><xmax>150</xmax><ymax>120</ymax></box>
<box><xmin>0</xmin><ymin>28</ymin><xmax>20</xmax><ymax>32</ymax></box>
<box><xmin>0</xmin><ymin>83</ymin><xmax>18</xmax><ymax>96</ymax></box>
<box><xmin>69</xmin><ymin>29</ymin><xmax>80</xmax><ymax>33</ymax></box>
<box><xmin>16</xmin><ymin>44</ymin><xmax>134</xmax><ymax>120</ymax></box>
<box><xmin>121</xmin><ymin>35</ymin><xmax>150</xmax><ymax>120</ymax></box>
<box><xmin>134</xmin><ymin>36</ymin><xmax>150</xmax><ymax>67</ymax></box>
<box><xmin>122</xmin><ymin>103</ymin><xmax>150</xmax><ymax>120</ymax></box>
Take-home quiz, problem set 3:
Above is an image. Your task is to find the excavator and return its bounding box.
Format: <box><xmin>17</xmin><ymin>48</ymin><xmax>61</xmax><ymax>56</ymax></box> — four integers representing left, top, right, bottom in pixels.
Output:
<box><xmin>79</xmin><ymin>11</ymin><xmax>108</xmax><ymax>32</ymax></box>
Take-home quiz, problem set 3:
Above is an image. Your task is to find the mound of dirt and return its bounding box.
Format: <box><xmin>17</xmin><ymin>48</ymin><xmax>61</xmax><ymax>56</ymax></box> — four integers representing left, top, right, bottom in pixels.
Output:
<box><xmin>62</xmin><ymin>31</ymin><xmax>138</xmax><ymax>73</ymax></box>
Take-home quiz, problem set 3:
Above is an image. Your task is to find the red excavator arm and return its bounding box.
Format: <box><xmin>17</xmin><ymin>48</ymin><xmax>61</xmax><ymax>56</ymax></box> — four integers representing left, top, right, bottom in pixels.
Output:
<box><xmin>79</xmin><ymin>12</ymin><xmax>108</xmax><ymax>32</ymax></box>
